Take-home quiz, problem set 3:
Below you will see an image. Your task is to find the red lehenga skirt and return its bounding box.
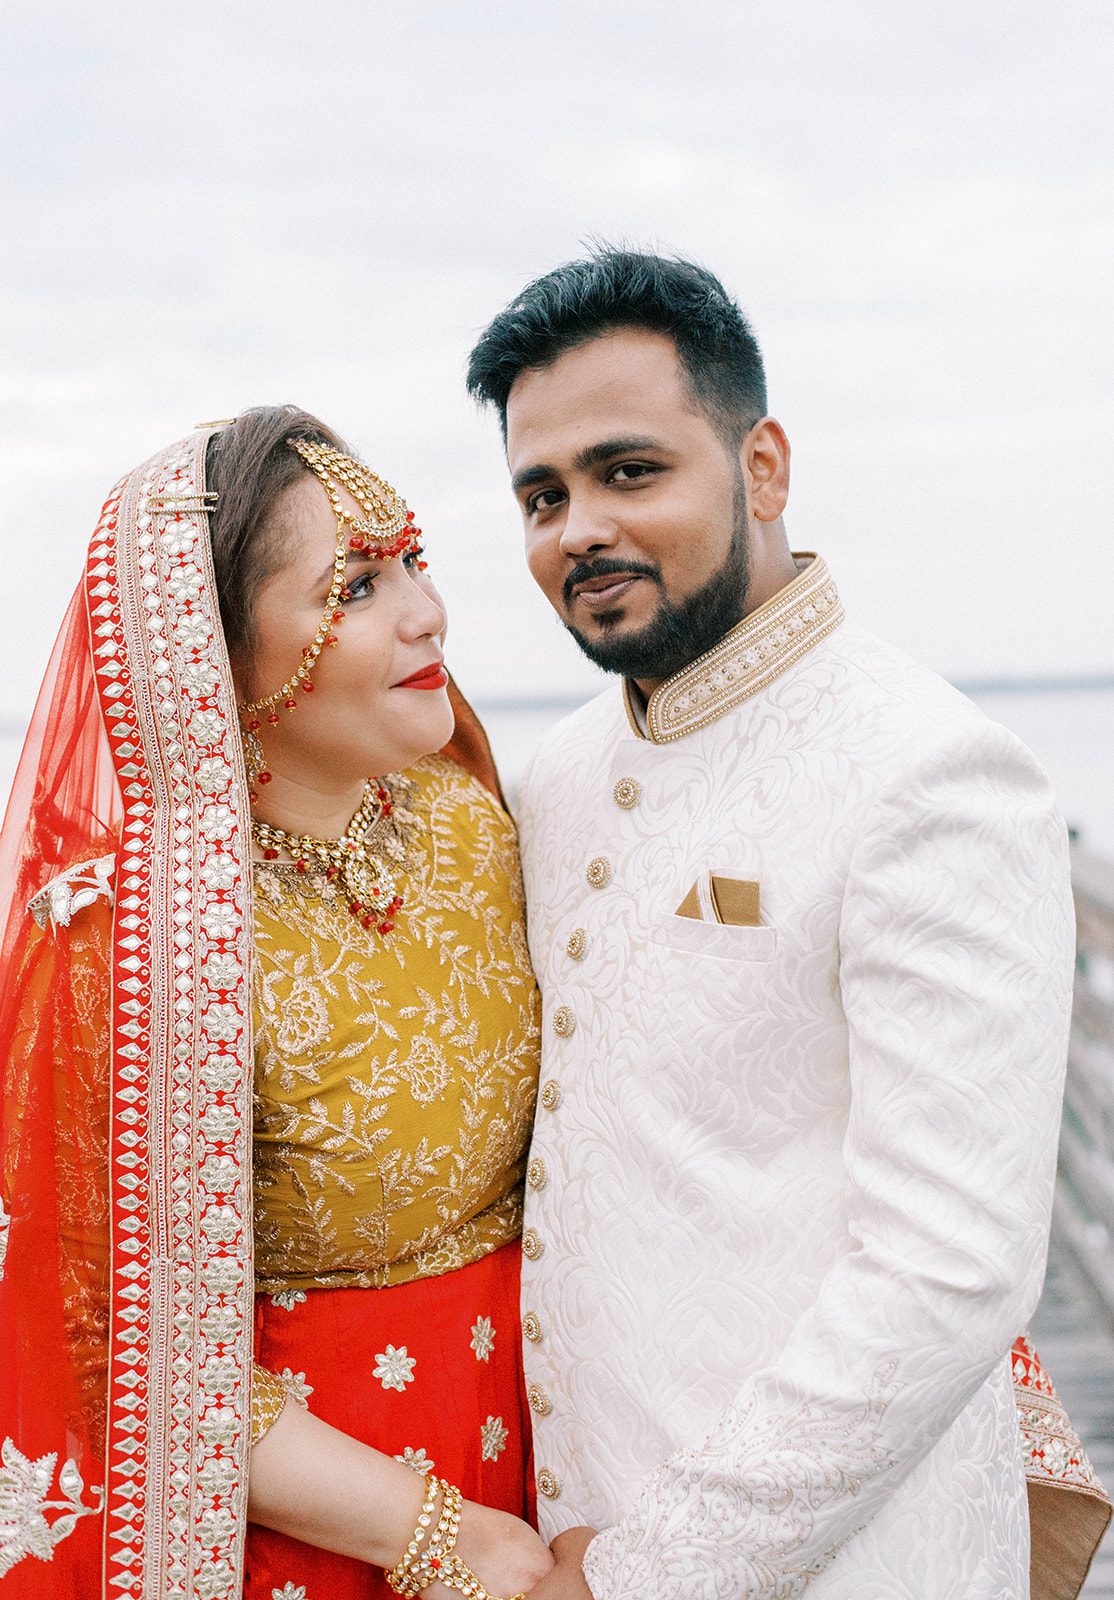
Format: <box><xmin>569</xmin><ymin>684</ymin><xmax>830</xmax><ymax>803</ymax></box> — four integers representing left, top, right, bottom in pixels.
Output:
<box><xmin>244</xmin><ymin>1240</ymin><xmax>534</xmax><ymax>1599</ymax></box>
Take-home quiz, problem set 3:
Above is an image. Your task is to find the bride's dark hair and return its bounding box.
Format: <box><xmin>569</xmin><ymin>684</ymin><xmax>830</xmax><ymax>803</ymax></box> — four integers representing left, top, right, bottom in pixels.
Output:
<box><xmin>205</xmin><ymin>406</ymin><xmax>348</xmax><ymax>665</ymax></box>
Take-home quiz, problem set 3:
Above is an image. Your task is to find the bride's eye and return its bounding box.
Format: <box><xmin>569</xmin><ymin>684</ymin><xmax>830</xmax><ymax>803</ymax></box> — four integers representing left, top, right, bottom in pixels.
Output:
<box><xmin>340</xmin><ymin>572</ymin><xmax>377</xmax><ymax>602</ymax></box>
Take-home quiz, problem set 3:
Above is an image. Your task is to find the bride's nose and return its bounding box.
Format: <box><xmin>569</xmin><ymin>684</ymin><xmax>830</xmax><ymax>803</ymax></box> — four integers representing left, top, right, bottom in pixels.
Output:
<box><xmin>398</xmin><ymin>575</ymin><xmax>447</xmax><ymax>642</ymax></box>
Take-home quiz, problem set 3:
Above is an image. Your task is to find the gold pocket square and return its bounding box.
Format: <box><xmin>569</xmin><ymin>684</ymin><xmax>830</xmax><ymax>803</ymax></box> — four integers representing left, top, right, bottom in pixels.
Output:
<box><xmin>676</xmin><ymin>874</ymin><xmax>761</xmax><ymax>927</ymax></box>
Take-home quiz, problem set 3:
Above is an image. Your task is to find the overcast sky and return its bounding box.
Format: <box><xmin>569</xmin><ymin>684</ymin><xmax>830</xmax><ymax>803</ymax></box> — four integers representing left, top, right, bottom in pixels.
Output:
<box><xmin>2</xmin><ymin>0</ymin><xmax>1112</xmax><ymax>725</ymax></box>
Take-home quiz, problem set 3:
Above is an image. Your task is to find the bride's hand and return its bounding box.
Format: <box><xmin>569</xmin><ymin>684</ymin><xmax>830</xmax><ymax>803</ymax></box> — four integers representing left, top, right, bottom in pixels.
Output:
<box><xmin>427</xmin><ymin>1498</ymin><xmax>554</xmax><ymax>1598</ymax></box>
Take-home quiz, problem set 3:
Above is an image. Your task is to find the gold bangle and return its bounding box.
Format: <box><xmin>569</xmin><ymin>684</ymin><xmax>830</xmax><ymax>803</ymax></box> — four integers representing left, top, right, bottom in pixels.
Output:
<box><xmin>389</xmin><ymin>1468</ymin><xmax>439</xmax><ymax>1584</ymax></box>
<box><xmin>384</xmin><ymin>1468</ymin><xmax>526</xmax><ymax>1600</ymax></box>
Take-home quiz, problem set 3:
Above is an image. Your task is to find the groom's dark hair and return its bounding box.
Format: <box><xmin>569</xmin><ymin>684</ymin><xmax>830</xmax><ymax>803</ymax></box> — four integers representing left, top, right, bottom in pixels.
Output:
<box><xmin>466</xmin><ymin>245</ymin><xmax>768</xmax><ymax>449</ymax></box>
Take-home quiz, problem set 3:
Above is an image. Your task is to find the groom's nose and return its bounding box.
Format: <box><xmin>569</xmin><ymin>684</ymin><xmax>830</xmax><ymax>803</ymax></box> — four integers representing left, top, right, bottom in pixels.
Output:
<box><xmin>557</xmin><ymin>490</ymin><xmax>620</xmax><ymax>561</ymax></box>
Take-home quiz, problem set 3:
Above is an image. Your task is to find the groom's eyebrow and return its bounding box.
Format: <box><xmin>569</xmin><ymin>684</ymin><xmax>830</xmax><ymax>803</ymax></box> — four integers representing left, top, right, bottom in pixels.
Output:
<box><xmin>511</xmin><ymin>435</ymin><xmax>667</xmax><ymax>494</ymax></box>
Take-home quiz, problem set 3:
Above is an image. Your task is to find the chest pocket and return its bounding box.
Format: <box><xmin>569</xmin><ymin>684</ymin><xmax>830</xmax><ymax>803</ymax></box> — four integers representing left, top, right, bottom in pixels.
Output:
<box><xmin>652</xmin><ymin>869</ymin><xmax>778</xmax><ymax>963</ymax></box>
<box><xmin>651</xmin><ymin>911</ymin><xmax>778</xmax><ymax>963</ymax></box>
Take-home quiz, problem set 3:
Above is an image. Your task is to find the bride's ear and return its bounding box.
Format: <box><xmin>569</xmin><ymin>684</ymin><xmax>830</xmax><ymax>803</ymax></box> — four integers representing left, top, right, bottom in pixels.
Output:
<box><xmin>227</xmin><ymin>649</ymin><xmax>252</xmax><ymax>710</ymax></box>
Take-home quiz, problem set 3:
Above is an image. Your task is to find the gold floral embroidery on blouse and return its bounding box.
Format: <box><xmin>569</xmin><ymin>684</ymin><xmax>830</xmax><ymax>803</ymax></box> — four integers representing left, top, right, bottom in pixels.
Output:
<box><xmin>251</xmin><ymin>756</ymin><xmax>541</xmax><ymax>1292</ymax></box>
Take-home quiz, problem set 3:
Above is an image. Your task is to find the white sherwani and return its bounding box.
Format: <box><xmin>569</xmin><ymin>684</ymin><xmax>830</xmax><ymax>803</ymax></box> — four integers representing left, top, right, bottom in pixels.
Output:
<box><xmin>515</xmin><ymin>557</ymin><xmax>1074</xmax><ymax>1600</ymax></box>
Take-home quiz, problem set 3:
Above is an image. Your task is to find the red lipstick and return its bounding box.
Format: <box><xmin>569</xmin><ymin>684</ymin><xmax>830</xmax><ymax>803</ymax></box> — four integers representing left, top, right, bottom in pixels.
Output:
<box><xmin>395</xmin><ymin>661</ymin><xmax>448</xmax><ymax>691</ymax></box>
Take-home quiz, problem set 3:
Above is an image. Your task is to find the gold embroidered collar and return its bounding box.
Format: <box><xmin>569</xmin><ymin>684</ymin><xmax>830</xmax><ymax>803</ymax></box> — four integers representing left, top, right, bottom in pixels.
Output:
<box><xmin>623</xmin><ymin>554</ymin><xmax>843</xmax><ymax>744</ymax></box>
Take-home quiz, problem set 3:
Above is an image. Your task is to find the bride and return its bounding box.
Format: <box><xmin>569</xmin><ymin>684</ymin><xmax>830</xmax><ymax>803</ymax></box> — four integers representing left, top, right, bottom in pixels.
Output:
<box><xmin>0</xmin><ymin>408</ymin><xmax>553</xmax><ymax>1598</ymax></box>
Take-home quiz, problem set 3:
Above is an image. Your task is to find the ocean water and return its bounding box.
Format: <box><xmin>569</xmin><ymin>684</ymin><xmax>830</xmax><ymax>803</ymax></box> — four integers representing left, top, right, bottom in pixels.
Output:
<box><xmin>2</xmin><ymin>685</ymin><xmax>1112</xmax><ymax>860</ymax></box>
<box><xmin>478</xmin><ymin>686</ymin><xmax>1114</xmax><ymax>860</ymax></box>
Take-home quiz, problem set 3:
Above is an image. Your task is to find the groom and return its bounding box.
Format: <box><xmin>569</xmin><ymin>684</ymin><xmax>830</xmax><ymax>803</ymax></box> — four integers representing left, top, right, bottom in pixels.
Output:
<box><xmin>467</xmin><ymin>250</ymin><xmax>1079</xmax><ymax>1599</ymax></box>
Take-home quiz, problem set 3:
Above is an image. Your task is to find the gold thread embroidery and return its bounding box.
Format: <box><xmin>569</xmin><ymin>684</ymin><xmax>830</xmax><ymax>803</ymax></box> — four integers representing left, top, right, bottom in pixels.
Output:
<box><xmin>96</xmin><ymin>432</ymin><xmax>254</xmax><ymax>1597</ymax></box>
<box><xmin>480</xmin><ymin>1415</ymin><xmax>509</xmax><ymax>1462</ymax></box>
<box><xmin>470</xmin><ymin>1316</ymin><xmax>496</xmax><ymax>1362</ymax></box>
<box><xmin>625</xmin><ymin>556</ymin><xmax>845</xmax><ymax>745</ymax></box>
<box><xmin>251</xmin><ymin>757</ymin><xmax>540</xmax><ymax>1293</ymax></box>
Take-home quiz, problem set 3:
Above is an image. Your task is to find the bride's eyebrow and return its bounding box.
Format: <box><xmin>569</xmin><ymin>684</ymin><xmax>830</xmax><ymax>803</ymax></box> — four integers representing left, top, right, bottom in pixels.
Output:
<box><xmin>314</xmin><ymin>549</ymin><xmax>378</xmax><ymax>587</ymax></box>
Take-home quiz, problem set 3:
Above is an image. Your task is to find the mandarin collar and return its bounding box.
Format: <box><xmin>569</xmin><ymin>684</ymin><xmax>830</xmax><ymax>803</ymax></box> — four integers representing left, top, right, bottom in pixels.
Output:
<box><xmin>622</xmin><ymin>554</ymin><xmax>844</xmax><ymax>744</ymax></box>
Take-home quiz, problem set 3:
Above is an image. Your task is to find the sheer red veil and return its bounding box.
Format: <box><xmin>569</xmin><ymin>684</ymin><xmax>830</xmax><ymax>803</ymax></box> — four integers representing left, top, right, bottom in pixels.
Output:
<box><xmin>0</xmin><ymin>423</ymin><xmax>507</xmax><ymax>1598</ymax></box>
<box><xmin>0</xmin><ymin>435</ymin><xmax>256</xmax><ymax>1596</ymax></box>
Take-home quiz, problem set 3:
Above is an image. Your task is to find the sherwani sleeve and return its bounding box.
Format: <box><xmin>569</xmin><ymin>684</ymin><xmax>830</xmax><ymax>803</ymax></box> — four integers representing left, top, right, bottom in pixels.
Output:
<box><xmin>582</xmin><ymin>719</ymin><xmax>1075</xmax><ymax>1600</ymax></box>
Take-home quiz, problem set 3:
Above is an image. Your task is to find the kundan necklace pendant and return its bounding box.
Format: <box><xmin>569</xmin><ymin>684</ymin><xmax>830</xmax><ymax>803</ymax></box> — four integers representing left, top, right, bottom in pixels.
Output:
<box><xmin>251</xmin><ymin>780</ymin><xmax>404</xmax><ymax>936</ymax></box>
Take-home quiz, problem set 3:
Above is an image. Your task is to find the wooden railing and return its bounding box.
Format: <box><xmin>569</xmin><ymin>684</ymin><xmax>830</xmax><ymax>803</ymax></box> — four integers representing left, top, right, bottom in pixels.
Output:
<box><xmin>1055</xmin><ymin>848</ymin><xmax>1114</xmax><ymax>1319</ymax></box>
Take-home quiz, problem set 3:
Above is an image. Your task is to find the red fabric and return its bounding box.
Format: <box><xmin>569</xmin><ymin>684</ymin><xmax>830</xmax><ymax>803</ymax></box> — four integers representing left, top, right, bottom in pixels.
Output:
<box><xmin>244</xmin><ymin>1241</ymin><xmax>534</xmax><ymax>1598</ymax></box>
<box><xmin>0</xmin><ymin>443</ymin><xmax>260</xmax><ymax>1596</ymax></box>
<box><xmin>440</xmin><ymin>676</ymin><xmax>507</xmax><ymax>808</ymax></box>
<box><xmin>0</xmin><ymin>576</ymin><xmax>122</xmax><ymax>1594</ymax></box>
<box><xmin>0</xmin><ymin>443</ymin><xmax>519</xmax><ymax>1596</ymax></box>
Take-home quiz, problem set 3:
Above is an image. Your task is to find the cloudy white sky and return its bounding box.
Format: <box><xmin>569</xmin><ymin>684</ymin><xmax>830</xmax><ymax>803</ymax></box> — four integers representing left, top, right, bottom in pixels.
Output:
<box><xmin>2</xmin><ymin>0</ymin><xmax>1112</xmax><ymax>731</ymax></box>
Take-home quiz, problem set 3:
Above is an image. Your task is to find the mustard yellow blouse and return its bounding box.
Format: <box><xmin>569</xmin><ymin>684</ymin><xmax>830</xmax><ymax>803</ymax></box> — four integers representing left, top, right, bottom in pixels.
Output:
<box><xmin>250</xmin><ymin>755</ymin><xmax>541</xmax><ymax>1296</ymax></box>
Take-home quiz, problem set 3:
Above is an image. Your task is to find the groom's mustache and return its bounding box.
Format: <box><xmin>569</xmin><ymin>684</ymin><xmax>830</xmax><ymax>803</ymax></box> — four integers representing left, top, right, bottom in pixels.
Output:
<box><xmin>562</xmin><ymin>556</ymin><xmax>663</xmax><ymax>611</ymax></box>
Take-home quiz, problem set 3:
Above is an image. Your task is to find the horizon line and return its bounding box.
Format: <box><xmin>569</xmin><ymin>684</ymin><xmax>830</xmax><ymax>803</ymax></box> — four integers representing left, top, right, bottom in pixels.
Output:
<box><xmin>1</xmin><ymin>673</ymin><xmax>1112</xmax><ymax>735</ymax></box>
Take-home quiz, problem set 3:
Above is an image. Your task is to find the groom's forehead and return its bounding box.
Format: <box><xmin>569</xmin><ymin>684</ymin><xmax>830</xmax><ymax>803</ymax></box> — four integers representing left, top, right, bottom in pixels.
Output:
<box><xmin>505</xmin><ymin>330</ymin><xmax>694</xmax><ymax>464</ymax></box>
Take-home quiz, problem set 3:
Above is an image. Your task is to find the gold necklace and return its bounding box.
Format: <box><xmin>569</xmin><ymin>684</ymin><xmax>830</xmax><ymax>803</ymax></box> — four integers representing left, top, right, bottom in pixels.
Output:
<box><xmin>252</xmin><ymin>780</ymin><xmax>404</xmax><ymax>935</ymax></box>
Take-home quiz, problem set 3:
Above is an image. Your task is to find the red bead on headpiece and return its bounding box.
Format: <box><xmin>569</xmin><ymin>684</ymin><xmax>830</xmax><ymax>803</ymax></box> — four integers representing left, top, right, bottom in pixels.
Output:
<box><xmin>239</xmin><ymin>436</ymin><xmax>427</xmax><ymax>785</ymax></box>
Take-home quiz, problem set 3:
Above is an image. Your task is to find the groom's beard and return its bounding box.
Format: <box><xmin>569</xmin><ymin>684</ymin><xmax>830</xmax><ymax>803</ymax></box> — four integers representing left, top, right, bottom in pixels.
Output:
<box><xmin>564</xmin><ymin>492</ymin><xmax>751</xmax><ymax>684</ymax></box>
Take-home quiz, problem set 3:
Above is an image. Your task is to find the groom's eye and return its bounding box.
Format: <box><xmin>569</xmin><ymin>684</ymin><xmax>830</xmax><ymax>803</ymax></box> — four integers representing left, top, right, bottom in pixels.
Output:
<box><xmin>526</xmin><ymin>488</ymin><xmax>566</xmax><ymax>515</ymax></box>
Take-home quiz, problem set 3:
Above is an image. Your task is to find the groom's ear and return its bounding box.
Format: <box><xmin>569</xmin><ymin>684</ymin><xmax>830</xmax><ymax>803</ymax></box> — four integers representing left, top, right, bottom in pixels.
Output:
<box><xmin>741</xmin><ymin>417</ymin><xmax>791</xmax><ymax>524</ymax></box>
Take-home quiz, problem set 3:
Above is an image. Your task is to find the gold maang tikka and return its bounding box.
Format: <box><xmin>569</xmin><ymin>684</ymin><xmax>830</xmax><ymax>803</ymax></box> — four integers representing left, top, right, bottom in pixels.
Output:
<box><xmin>240</xmin><ymin>437</ymin><xmax>428</xmax><ymax>935</ymax></box>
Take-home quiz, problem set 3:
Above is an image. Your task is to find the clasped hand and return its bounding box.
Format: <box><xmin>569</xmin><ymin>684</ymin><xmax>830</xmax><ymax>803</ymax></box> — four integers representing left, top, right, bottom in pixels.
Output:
<box><xmin>524</xmin><ymin>1526</ymin><xmax>597</xmax><ymax>1600</ymax></box>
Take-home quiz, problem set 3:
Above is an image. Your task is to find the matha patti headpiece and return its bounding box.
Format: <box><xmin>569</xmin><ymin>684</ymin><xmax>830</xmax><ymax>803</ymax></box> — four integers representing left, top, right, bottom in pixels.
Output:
<box><xmin>240</xmin><ymin>437</ymin><xmax>429</xmax><ymax>936</ymax></box>
<box><xmin>239</xmin><ymin>437</ymin><xmax>426</xmax><ymax>732</ymax></box>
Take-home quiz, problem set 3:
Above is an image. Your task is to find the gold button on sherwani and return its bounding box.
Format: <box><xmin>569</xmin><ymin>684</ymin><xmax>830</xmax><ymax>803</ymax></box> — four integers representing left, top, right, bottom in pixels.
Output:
<box><xmin>537</xmin><ymin>1469</ymin><xmax>560</xmax><ymax>1500</ymax></box>
<box><xmin>527</xmin><ymin>1156</ymin><xmax>547</xmax><ymax>1191</ymax></box>
<box><xmin>528</xmin><ymin>1384</ymin><xmax>553</xmax><ymax>1417</ymax></box>
<box><xmin>566</xmin><ymin>927</ymin><xmax>587</xmax><ymax>961</ymax></box>
<box><xmin>585</xmin><ymin>856</ymin><xmax>612</xmax><ymax>889</ymax></box>
<box><xmin>612</xmin><ymin>777</ymin><xmax>642</xmax><ymax>809</ymax></box>
<box><xmin>539</xmin><ymin>1079</ymin><xmax>561</xmax><ymax>1111</ymax></box>
<box><xmin>552</xmin><ymin>1005</ymin><xmax>576</xmax><ymax>1038</ymax></box>
<box><xmin>522</xmin><ymin>1228</ymin><xmax>544</xmax><ymax>1260</ymax></box>
<box><xmin>522</xmin><ymin>1311</ymin><xmax>543</xmax><ymax>1343</ymax></box>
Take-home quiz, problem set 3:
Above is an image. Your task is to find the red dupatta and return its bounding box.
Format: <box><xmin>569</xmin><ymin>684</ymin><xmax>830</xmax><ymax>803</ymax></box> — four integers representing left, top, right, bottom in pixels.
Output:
<box><xmin>0</xmin><ymin>432</ymin><xmax>255</xmax><ymax>1596</ymax></box>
